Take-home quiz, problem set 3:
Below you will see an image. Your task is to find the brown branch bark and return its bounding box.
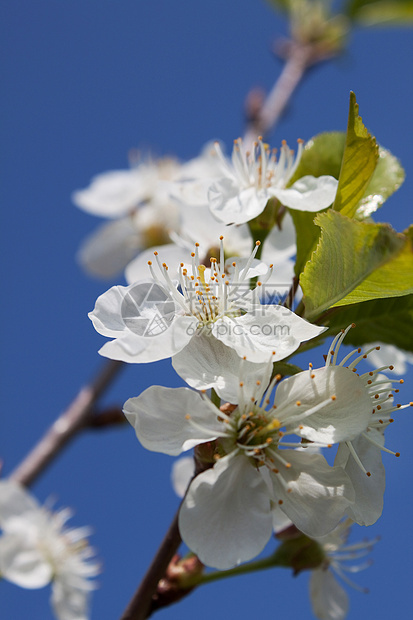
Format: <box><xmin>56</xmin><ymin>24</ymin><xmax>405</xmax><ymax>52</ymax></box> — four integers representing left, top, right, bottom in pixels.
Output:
<box><xmin>10</xmin><ymin>359</ymin><xmax>124</xmax><ymax>487</ymax></box>
<box><xmin>243</xmin><ymin>40</ymin><xmax>330</xmax><ymax>146</ymax></box>
<box><xmin>120</xmin><ymin>506</ymin><xmax>182</xmax><ymax>620</ymax></box>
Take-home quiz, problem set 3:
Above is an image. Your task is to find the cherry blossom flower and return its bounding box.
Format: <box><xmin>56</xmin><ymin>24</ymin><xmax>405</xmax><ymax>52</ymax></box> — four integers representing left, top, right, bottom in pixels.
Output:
<box><xmin>125</xmin><ymin>210</ymin><xmax>297</xmax><ymax>308</ymax></box>
<box><xmin>334</xmin><ymin>372</ymin><xmax>411</xmax><ymax>526</ymax></box>
<box><xmin>123</xmin><ymin>364</ymin><xmax>357</xmax><ymax>569</ymax></box>
<box><xmin>0</xmin><ymin>480</ymin><xmax>100</xmax><ymax>620</ymax></box>
<box><xmin>73</xmin><ymin>155</ymin><xmax>182</xmax><ymax>278</ymax></box>
<box><xmin>310</xmin><ymin>520</ymin><xmax>377</xmax><ymax>620</ymax></box>
<box><xmin>309</xmin><ymin>326</ymin><xmax>412</xmax><ymax>526</ymax></box>
<box><xmin>89</xmin><ymin>238</ymin><xmax>325</xmax><ymax>366</ymax></box>
<box><xmin>207</xmin><ymin>137</ymin><xmax>338</xmax><ymax>225</ymax></box>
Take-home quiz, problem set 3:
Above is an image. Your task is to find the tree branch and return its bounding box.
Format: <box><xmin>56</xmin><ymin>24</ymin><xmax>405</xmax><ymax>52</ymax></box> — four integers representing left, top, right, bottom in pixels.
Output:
<box><xmin>120</xmin><ymin>506</ymin><xmax>182</xmax><ymax>620</ymax></box>
<box><xmin>244</xmin><ymin>39</ymin><xmax>331</xmax><ymax>146</ymax></box>
<box><xmin>10</xmin><ymin>359</ymin><xmax>124</xmax><ymax>487</ymax></box>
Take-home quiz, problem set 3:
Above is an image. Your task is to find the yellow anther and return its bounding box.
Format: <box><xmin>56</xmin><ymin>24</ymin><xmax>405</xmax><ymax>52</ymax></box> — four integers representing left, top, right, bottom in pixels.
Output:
<box><xmin>264</xmin><ymin>418</ymin><xmax>281</xmax><ymax>432</ymax></box>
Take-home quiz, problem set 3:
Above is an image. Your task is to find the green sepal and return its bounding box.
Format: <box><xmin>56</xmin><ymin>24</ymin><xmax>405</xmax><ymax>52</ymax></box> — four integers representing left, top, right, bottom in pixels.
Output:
<box><xmin>248</xmin><ymin>197</ymin><xmax>284</xmax><ymax>254</ymax></box>
<box><xmin>272</xmin><ymin>533</ymin><xmax>325</xmax><ymax>574</ymax></box>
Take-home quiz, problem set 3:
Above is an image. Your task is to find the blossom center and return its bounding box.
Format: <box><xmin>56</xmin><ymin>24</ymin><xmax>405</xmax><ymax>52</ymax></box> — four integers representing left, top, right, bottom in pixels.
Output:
<box><xmin>214</xmin><ymin>137</ymin><xmax>304</xmax><ymax>191</ymax></box>
<box><xmin>147</xmin><ymin>237</ymin><xmax>270</xmax><ymax>328</ymax></box>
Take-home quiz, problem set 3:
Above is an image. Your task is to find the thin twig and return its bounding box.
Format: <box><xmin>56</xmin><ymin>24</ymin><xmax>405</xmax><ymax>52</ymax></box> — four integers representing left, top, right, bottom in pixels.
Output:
<box><xmin>244</xmin><ymin>40</ymin><xmax>327</xmax><ymax>146</ymax></box>
<box><xmin>120</xmin><ymin>506</ymin><xmax>182</xmax><ymax>620</ymax></box>
<box><xmin>120</xmin><ymin>451</ymin><xmax>215</xmax><ymax>619</ymax></box>
<box><xmin>10</xmin><ymin>359</ymin><xmax>124</xmax><ymax>487</ymax></box>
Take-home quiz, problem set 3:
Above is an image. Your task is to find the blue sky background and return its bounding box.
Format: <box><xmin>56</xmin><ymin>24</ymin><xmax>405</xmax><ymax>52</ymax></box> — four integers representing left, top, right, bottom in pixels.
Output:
<box><xmin>1</xmin><ymin>1</ymin><xmax>412</xmax><ymax>619</ymax></box>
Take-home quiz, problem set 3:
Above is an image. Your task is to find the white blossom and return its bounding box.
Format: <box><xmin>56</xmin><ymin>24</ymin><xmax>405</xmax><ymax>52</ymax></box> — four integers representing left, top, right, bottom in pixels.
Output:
<box><xmin>73</xmin><ymin>155</ymin><xmax>182</xmax><ymax>278</ymax></box>
<box><xmin>89</xmin><ymin>239</ymin><xmax>325</xmax><ymax>366</ymax></box>
<box><xmin>0</xmin><ymin>480</ymin><xmax>100</xmax><ymax>620</ymax></box>
<box><xmin>125</xmin><ymin>211</ymin><xmax>297</xmax><ymax>306</ymax></box>
<box><xmin>315</xmin><ymin>326</ymin><xmax>412</xmax><ymax>526</ymax></box>
<box><xmin>207</xmin><ymin>137</ymin><xmax>338</xmax><ymax>225</ymax></box>
<box><xmin>310</xmin><ymin>520</ymin><xmax>377</xmax><ymax>620</ymax></box>
<box><xmin>123</xmin><ymin>365</ymin><xmax>356</xmax><ymax>569</ymax></box>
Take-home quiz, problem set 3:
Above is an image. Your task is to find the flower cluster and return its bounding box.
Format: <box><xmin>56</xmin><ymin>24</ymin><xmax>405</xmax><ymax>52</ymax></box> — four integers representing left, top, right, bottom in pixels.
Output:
<box><xmin>72</xmin><ymin>131</ymin><xmax>410</xmax><ymax>619</ymax></box>
<box><xmin>74</xmin><ymin>136</ymin><xmax>337</xmax><ymax>280</ymax></box>
<box><xmin>80</xmin><ymin>132</ymin><xmax>410</xmax><ymax>601</ymax></box>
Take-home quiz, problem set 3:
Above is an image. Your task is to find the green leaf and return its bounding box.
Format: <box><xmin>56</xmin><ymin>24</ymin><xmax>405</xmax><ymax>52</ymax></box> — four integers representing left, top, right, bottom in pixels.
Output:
<box><xmin>331</xmin><ymin>225</ymin><xmax>413</xmax><ymax>306</ymax></box>
<box><xmin>288</xmin><ymin>132</ymin><xmax>346</xmax><ymax>275</ymax></box>
<box><xmin>322</xmin><ymin>294</ymin><xmax>413</xmax><ymax>352</ymax></box>
<box><xmin>355</xmin><ymin>146</ymin><xmax>405</xmax><ymax>218</ymax></box>
<box><xmin>300</xmin><ymin>210</ymin><xmax>406</xmax><ymax>319</ymax></box>
<box><xmin>271</xmin><ymin>362</ymin><xmax>303</xmax><ymax>377</ymax></box>
<box><xmin>289</xmin><ymin>132</ymin><xmax>346</xmax><ymax>184</ymax></box>
<box><xmin>346</xmin><ymin>0</ymin><xmax>413</xmax><ymax>25</ymax></box>
<box><xmin>333</xmin><ymin>92</ymin><xmax>379</xmax><ymax>218</ymax></box>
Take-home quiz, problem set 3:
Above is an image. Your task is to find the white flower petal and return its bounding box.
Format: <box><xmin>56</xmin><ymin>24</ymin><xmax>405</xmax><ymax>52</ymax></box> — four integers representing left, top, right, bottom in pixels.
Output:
<box><xmin>78</xmin><ymin>217</ymin><xmax>141</xmax><ymax>279</ymax></box>
<box><xmin>171</xmin><ymin>456</ymin><xmax>195</xmax><ymax>498</ymax></box>
<box><xmin>72</xmin><ymin>169</ymin><xmax>151</xmax><ymax>218</ymax></box>
<box><xmin>125</xmin><ymin>244</ymin><xmax>193</xmax><ymax>285</ymax></box>
<box><xmin>51</xmin><ymin>579</ymin><xmax>90</xmax><ymax>620</ymax></box>
<box><xmin>271</xmin><ymin>504</ymin><xmax>293</xmax><ymax>534</ymax></box>
<box><xmin>276</xmin><ymin>366</ymin><xmax>372</xmax><ymax>443</ymax></box>
<box><xmin>226</xmin><ymin>256</ymin><xmax>269</xmax><ymax>280</ymax></box>
<box><xmin>261</xmin><ymin>212</ymin><xmax>296</xmax><ymax>263</ymax></box>
<box><xmin>89</xmin><ymin>285</ymin><xmax>131</xmax><ymax>337</ymax></box>
<box><xmin>0</xmin><ymin>480</ymin><xmax>40</xmax><ymax>525</ymax></box>
<box><xmin>335</xmin><ymin>431</ymin><xmax>385</xmax><ymax>526</ymax></box>
<box><xmin>0</xmin><ymin>534</ymin><xmax>53</xmax><ymax>588</ymax></box>
<box><xmin>270</xmin><ymin>175</ymin><xmax>338</xmax><ymax>212</ymax></box>
<box><xmin>172</xmin><ymin>335</ymin><xmax>271</xmax><ymax>403</ymax></box>
<box><xmin>212</xmin><ymin>310</ymin><xmax>325</xmax><ymax>363</ymax></box>
<box><xmin>310</xmin><ymin>568</ymin><xmax>349</xmax><ymax>620</ymax></box>
<box><xmin>177</xmin><ymin>204</ymin><xmax>253</xmax><ymax>257</ymax></box>
<box><xmin>98</xmin><ymin>315</ymin><xmax>195</xmax><ymax>363</ymax></box>
<box><xmin>179</xmin><ymin>454</ymin><xmax>273</xmax><ymax>569</ymax></box>
<box><xmin>257</xmin><ymin>259</ymin><xmax>295</xmax><ymax>305</ymax></box>
<box><xmin>269</xmin><ymin>451</ymin><xmax>354</xmax><ymax>537</ymax></box>
<box><xmin>209</xmin><ymin>180</ymin><xmax>268</xmax><ymax>224</ymax></box>
<box><xmin>123</xmin><ymin>386</ymin><xmax>223</xmax><ymax>456</ymax></box>
<box><xmin>170</xmin><ymin>177</ymin><xmax>217</xmax><ymax>208</ymax></box>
